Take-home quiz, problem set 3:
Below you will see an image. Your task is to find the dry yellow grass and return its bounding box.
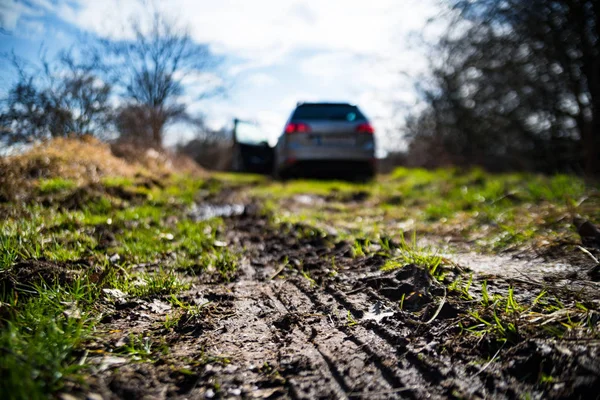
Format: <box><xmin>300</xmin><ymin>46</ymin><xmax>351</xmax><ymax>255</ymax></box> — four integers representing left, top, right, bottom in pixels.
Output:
<box><xmin>0</xmin><ymin>136</ymin><xmax>205</xmax><ymax>201</ymax></box>
<box><xmin>110</xmin><ymin>141</ymin><xmax>206</xmax><ymax>177</ymax></box>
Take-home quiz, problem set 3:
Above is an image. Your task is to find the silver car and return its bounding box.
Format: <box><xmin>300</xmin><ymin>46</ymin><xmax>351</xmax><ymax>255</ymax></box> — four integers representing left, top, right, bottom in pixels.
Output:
<box><xmin>273</xmin><ymin>102</ymin><xmax>376</xmax><ymax>179</ymax></box>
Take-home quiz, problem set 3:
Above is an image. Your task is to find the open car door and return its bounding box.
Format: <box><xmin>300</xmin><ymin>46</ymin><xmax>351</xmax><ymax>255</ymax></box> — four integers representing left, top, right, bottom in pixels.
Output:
<box><xmin>232</xmin><ymin>119</ymin><xmax>274</xmax><ymax>174</ymax></box>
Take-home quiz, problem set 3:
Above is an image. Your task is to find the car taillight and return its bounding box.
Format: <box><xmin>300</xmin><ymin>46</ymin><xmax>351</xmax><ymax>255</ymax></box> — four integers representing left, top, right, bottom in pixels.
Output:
<box><xmin>356</xmin><ymin>123</ymin><xmax>374</xmax><ymax>134</ymax></box>
<box><xmin>285</xmin><ymin>122</ymin><xmax>311</xmax><ymax>134</ymax></box>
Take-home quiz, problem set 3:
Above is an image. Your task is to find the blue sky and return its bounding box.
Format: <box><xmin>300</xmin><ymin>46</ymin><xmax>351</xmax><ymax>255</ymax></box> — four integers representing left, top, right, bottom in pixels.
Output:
<box><xmin>0</xmin><ymin>0</ymin><xmax>445</xmax><ymax>150</ymax></box>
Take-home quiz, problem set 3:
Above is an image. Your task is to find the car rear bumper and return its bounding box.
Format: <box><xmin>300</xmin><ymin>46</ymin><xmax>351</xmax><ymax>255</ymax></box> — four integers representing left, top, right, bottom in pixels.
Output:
<box><xmin>281</xmin><ymin>159</ymin><xmax>376</xmax><ymax>179</ymax></box>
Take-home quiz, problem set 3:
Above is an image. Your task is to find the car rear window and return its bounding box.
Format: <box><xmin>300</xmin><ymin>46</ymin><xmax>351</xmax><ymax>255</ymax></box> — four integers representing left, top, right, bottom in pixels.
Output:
<box><xmin>291</xmin><ymin>104</ymin><xmax>367</xmax><ymax>122</ymax></box>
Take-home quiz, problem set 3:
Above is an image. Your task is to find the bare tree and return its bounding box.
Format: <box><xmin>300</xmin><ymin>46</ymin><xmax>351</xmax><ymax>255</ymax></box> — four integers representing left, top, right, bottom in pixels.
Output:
<box><xmin>55</xmin><ymin>51</ymin><xmax>113</xmax><ymax>136</ymax></box>
<box><xmin>101</xmin><ymin>11</ymin><xmax>223</xmax><ymax>148</ymax></box>
<box><xmin>0</xmin><ymin>51</ymin><xmax>112</xmax><ymax>144</ymax></box>
<box><xmin>0</xmin><ymin>58</ymin><xmax>51</xmax><ymax>143</ymax></box>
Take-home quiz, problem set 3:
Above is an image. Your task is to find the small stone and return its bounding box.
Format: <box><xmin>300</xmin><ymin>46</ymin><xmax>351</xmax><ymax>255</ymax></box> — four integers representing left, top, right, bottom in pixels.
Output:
<box><xmin>205</xmin><ymin>388</ymin><xmax>215</xmax><ymax>398</ymax></box>
<box><xmin>159</xmin><ymin>232</ymin><xmax>174</xmax><ymax>241</ymax></box>
<box><xmin>102</xmin><ymin>288</ymin><xmax>128</xmax><ymax>300</ymax></box>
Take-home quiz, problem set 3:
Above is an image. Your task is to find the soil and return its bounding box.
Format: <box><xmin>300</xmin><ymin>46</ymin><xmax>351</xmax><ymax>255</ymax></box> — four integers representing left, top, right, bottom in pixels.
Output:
<box><xmin>0</xmin><ymin>259</ymin><xmax>96</xmax><ymax>294</ymax></box>
<box><xmin>74</xmin><ymin>206</ymin><xmax>600</xmax><ymax>400</ymax></box>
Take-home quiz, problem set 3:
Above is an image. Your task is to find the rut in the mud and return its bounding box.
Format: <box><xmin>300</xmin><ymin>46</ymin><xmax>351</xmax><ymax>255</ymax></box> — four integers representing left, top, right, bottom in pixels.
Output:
<box><xmin>87</xmin><ymin>207</ymin><xmax>600</xmax><ymax>400</ymax></box>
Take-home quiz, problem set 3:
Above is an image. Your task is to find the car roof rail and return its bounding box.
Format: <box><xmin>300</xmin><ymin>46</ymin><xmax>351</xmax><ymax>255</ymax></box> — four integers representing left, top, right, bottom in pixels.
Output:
<box><xmin>295</xmin><ymin>101</ymin><xmax>355</xmax><ymax>107</ymax></box>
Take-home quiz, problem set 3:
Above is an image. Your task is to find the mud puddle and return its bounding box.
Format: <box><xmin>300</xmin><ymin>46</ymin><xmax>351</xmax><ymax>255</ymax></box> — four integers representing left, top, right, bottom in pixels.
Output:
<box><xmin>189</xmin><ymin>203</ymin><xmax>245</xmax><ymax>221</ymax></box>
<box><xmin>89</xmin><ymin>209</ymin><xmax>600</xmax><ymax>399</ymax></box>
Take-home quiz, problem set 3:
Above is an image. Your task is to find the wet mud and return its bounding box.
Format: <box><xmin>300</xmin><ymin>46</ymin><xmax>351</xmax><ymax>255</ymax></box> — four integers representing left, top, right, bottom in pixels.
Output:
<box><xmin>88</xmin><ymin>208</ymin><xmax>600</xmax><ymax>399</ymax></box>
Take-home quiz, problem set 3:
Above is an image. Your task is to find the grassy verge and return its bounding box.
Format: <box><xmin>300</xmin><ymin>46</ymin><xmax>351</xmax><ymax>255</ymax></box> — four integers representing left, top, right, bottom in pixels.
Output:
<box><xmin>0</xmin><ymin>173</ymin><xmax>239</xmax><ymax>398</ymax></box>
<box><xmin>246</xmin><ymin>167</ymin><xmax>599</xmax><ymax>255</ymax></box>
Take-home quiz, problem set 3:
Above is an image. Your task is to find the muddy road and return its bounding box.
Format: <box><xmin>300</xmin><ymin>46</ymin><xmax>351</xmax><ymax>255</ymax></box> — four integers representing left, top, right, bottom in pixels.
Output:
<box><xmin>3</xmin><ymin>138</ymin><xmax>600</xmax><ymax>400</ymax></box>
<box><xmin>86</xmin><ymin>205</ymin><xmax>600</xmax><ymax>400</ymax></box>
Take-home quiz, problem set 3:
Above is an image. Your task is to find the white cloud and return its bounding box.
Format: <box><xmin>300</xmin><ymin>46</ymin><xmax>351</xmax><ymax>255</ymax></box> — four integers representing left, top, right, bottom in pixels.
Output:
<box><xmin>0</xmin><ymin>0</ymin><xmax>44</xmax><ymax>31</ymax></box>
<box><xmin>41</xmin><ymin>0</ymin><xmax>441</xmax><ymax>65</ymax></box>
<box><xmin>179</xmin><ymin>71</ymin><xmax>224</xmax><ymax>94</ymax></box>
<box><xmin>245</xmin><ymin>72</ymin><xmax>277</xmax><ymax>88</ymax></box>
<box><xmin>0</xmin><ymin>0</ymin><xmax>25</xmax><ymax>31</ymax></box>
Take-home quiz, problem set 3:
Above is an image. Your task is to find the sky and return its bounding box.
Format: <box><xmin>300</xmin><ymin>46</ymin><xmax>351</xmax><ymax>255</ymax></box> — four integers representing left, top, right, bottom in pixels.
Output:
<box><xmin>0</xmin><ymin>0</ymin><xmax>446</xmax><ymax>151</ymax></box>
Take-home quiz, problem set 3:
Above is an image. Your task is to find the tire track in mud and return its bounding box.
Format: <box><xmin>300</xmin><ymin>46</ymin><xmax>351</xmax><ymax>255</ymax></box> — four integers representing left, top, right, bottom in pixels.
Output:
<box><xmin>270</xmin><ymin>281</ymin><xmax>399</xmax><ymax>399</ymax></box>
<box><xmin>189</xmin><ymin>211</ymin><xmax>413</xmax><ymax>399</ymax></box>
<box><xmin>284</xmin><ymin>279</ymin><xmax>445</xmax><ymax>400</ymax></box>
<box><xmin>82</xmin><ymin>201</ymin><xmax>600</xmax><ymax>399</ymax></box>
<box><xmin>323</xmin><ymin>287</ymin><xmax>452</xmax><ymax>392</ymax></box>
<box><xmin>261</xmin><ymin>284</ymin><xmax>352</xmax><ymax>400</ymax></box>
<box><xmin>216</xmin><ymin>211</ymin><xmax>548</xmax><ymax>400</ymax></box>
<box><xmin>318</xmin><ymin>272</ymin><xmax>529</xmax><ymax>399</ymax></box>
<box><xmin>206</xmin><ymin>211</ymin><xmax>463</xmax><ymax>399</ymax></box>
<box><xmin>197</xmin><ymin>264</ymin><xmax>400</xmax><ymax>399</ymax></box>
<box><xmin>108</xmin><ymin>209</ymin><xmax>599</xmax><ymax>400</ymax></box>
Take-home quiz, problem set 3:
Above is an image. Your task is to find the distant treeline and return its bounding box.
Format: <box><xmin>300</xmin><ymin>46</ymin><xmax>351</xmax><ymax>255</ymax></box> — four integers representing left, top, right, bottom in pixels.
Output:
<box><xmin>406</xmin><ymin>0</ymin><xmax>599</xmax><ymax>176</ymax></box>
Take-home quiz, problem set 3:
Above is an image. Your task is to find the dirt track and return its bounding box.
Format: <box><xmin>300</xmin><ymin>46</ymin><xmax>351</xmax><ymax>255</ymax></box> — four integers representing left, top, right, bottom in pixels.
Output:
<box><xmin>87</xmin><ymin>207</ymin><xmax>600</xmax><ymax>400</ymax></box>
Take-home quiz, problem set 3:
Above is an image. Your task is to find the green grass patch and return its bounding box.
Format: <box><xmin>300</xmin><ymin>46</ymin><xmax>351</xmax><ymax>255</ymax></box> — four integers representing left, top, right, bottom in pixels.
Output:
<box><xmin>0</xmin><ymin>173</ymin><xmax>240</xmax><ymax>397</ymax></box>
<box><xmin>0</xmin><ymin>279</ymin><xmax>98</xmax><ymax>399</ymax></box>
<box><xmin>101</xmin><ymin>176</ymin><xmax>135</xmax><ymax>188</ymax></box>
<box><xmin>240</xmin><ymin>167</ymin><xmax>598</xmax><ymax>254</ymax></box>
<box><xmin>380</xmin><ymin>233</ymin><xmax>444</xmax><ymax>279</ymax></box>
<box><xmin>37</xmin><ymin>177</ymin><xmax>77</xmax><ymax>194</ymax></box>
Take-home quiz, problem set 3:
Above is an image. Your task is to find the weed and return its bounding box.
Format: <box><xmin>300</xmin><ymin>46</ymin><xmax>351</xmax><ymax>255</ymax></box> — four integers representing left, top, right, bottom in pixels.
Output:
<box><xmin>381</xmin><ymin>232</ymin><xmax>444</xmax><ymax>279</ymax></box>
<box><xmin>119</xmin><ymin>334</ymin><xmax>153</xmax><ymax>359</ymax></box>
<box><xmin>301</xmin><ymin>269</ymin><xmax>316</xmax><ymax>287</ymax></box>
<box><xmin>346</xmin><ymin>310</ymin><xmax>358</xmax><ymax>327</ymax></box>
<box><xmin>351</xmin><ymin>239</ymin><xmax>366</xmax><ymax>258</ymax></box>
<box><xmin>505</xmin><ymin>287</ymin><xmax>523</xmax><ymax>314</ymax></box>
<box><xmin>481</xmin><ymin>280</ymin><xmax>490</xmax><ymax>306</ymax></box>
<box><xmin>115</xmin><ymin>268</ymin><xmax>189</xmax><ymax>297</ymax></box>
<box><xmin>539</xmin><ymin>374</ymin><xmax>555</xmax><ymax>384</ymax></box>
<box><xmin>168</xmin><ymin>294</ymin><xmax>210</xmax><ymax>316</ymax></box>
<box><xmin>379</xmin><ymin>236</ymin><xmax>392</xmax><ymax>253</ymax></box>
<box><xmin>448</xmin><ymin>275</ymin><xmax>474</xmax><ymax>300</ymax></box>
<box><xmin>212</xmin><ymin>250</ymin><xmax>238</xmax><ymax>282</ymax></box>
<box><xmin>163</xmin><ymin>313</ymin><xmax>182</xmax><ymax>329</ymax></box>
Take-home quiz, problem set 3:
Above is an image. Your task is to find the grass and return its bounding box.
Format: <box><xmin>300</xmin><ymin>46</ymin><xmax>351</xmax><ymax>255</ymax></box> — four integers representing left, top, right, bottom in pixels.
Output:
<box><xmin>112</xmin><ymin>267</ymin><xmax>191</xmax><ymax>297</ymax></box>
<box><xmin>448</xmin><ymin>274</ymin><xmax>474</xmax><ymax>300</ymax></box>
<box><xmin>244</xmin><ymin>167</ymin><xmax>599</xmax><ymax>255</ymax></box>
<box><xmin>38</xmin><ymin>177</ymin><xmax>78</xmax><ymax>194</ymax></box>
<box><xmin>380</xmin><ymin>233</ymin><xmax>444</xmax><ymax>279</ymax></box>
<box><xmin>0</xmin><ymin>280</ymin><xmax>97</xmax><ymax>399</ymax></box>
<box><xmin>459</xmin><ymin>281</ymin><xmax>599</xmax><ymax>347</ymax></box>
<box><xmin>0</xmin><ymin>172</ymin><xmax>239</xmax><ymax>398</ymax></box>
<box><xmin>346</xmin><ymin>310</ymin><xmax>358</xmax><ymax>327</ymax></box>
